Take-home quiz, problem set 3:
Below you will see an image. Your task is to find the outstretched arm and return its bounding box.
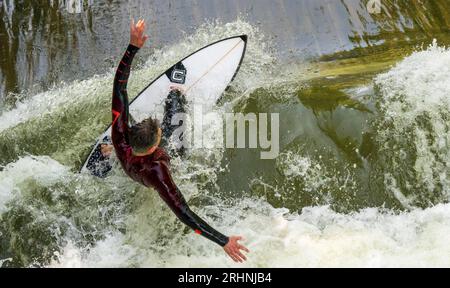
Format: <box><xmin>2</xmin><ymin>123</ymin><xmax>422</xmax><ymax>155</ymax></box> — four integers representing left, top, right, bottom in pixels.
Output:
<box><xmin>146</xmin><ymin>160</ymin><xmax>229</xmax><ymax>246</ymax></box>
<box><xmin>111</xmin><ymin>44</ymin><xmax>138</xmax><ymax>131</ymax></box>
<box><xmin>145</xmin><ymin>161</ymin><xmax>249</xmax><ymax>262</ymax></box>
<box><xmin>111</xmin><ymin>19</ymin><xmax>149</xmax><ymax>151</ymax></box>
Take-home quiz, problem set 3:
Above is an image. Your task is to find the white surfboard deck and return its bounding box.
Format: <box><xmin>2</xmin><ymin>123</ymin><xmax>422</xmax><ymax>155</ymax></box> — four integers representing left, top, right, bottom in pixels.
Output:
<box><xmin>80</xmin><ymin>35</ymin><xmax>247</xmax><ymax>177</ymax></box>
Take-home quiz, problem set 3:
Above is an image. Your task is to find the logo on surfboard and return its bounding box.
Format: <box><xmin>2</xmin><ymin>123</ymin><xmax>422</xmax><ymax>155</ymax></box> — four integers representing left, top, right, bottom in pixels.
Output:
<box><xmin>166</xmin><ymin>62</ymin><xmax>187</xmax><ymax>84</ymax></box>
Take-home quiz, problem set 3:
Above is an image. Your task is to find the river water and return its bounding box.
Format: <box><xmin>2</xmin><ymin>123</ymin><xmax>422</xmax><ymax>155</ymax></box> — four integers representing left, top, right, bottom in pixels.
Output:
<box><xmin>1</xmin><ymin>0</ymin><xmax>450</xmax><ymax>267</ymax></box>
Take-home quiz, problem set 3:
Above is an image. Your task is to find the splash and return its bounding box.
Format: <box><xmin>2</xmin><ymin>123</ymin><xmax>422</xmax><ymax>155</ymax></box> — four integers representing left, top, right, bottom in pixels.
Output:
<box><xmin>373</xmin><ymin>40</ymin><xmax>450</xmax><ymax>207</ymax></box>
<box><xmin>50</xmin><ymin>200</ymin><xmax>450</xmax><ymax>268</ymax></box>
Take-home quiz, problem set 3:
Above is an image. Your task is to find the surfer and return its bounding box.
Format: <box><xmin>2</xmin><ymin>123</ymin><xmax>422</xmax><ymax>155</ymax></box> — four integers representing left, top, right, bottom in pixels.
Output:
<box><xmin>110</xmin><ymin>19</ymin><xmax>249</xmax><ymax>263</ymax></box>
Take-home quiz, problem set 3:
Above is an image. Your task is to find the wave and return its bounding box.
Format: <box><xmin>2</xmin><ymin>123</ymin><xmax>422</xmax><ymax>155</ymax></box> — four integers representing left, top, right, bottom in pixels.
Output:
<box><xmin>1</xmin><ymin>20</ymin><xmax>450</xmax><ymax>267</ymax></box>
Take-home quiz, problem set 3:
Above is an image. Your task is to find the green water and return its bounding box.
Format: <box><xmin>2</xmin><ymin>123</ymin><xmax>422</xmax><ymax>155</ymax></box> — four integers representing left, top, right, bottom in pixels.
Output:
<box><xmin>1</xmin><ymin>0</ymin><xmax>450</xmax><ymax>267</ymax></box>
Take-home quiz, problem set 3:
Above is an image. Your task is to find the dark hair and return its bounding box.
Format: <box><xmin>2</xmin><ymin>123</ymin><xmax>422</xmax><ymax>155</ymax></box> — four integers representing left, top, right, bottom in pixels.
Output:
<box><xmin>129</xmin><ymin>117</ymin><xmax>160</xmax><ymax>154</ymax></box>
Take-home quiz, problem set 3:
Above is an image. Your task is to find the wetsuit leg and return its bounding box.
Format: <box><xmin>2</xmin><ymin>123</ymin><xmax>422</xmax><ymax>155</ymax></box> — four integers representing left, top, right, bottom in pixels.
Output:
<box><xmin>160</xmin><ymin>89</ymin><xmax>187</xmax><ymax>154</ymax></box>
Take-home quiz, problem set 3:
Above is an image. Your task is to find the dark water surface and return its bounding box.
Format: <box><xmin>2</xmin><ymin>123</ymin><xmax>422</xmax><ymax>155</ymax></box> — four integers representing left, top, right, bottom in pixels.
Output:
<box><xmin>2</xmin><ymin>0</ymin><xmax>450</xmax><ymax>101</ymax></box>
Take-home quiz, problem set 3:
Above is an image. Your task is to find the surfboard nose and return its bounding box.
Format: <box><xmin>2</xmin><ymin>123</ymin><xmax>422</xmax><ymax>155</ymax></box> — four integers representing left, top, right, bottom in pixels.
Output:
<box><xmin>240</xmin><ymin>35</ymin><xmax>248</xmax><ymax>42</ymax></box>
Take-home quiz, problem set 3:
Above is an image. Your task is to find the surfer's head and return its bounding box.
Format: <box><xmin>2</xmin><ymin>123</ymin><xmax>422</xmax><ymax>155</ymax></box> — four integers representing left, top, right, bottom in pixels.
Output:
<box><xmin>129</xmin><ymin>117</ymin><xmax>162</xmax><ymax>156</ymax></box>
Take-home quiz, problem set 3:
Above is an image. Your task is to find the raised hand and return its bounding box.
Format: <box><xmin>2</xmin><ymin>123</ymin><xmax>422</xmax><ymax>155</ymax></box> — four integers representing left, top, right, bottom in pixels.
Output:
<box><xmin>130</xmin><ymin>19</ymin><xmax>149</xmax><ymax>48</ymax></box>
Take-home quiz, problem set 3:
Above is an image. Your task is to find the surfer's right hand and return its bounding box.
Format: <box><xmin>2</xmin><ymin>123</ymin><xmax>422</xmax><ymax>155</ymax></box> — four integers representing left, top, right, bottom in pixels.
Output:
<box><xmin>130</xmin><ymin>19</ymin><xmax>149</xmax><ymax>48</ymax></box>
<box><xmin>223</xmin><ymin>236</ymin><xmax>250</xmax><ymax>263</ymax></box>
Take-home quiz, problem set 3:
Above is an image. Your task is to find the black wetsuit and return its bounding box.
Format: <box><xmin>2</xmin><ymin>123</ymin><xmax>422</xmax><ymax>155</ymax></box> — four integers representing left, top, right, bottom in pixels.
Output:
<box><xmin>160</xmin><ymin>88</ymin><xmax>187</xmax><ymax>154</ymax></box>
<box><xmin>111</xmin><ymin>44</ymin><xmax>229</xmax><ymax>247</ymax></box>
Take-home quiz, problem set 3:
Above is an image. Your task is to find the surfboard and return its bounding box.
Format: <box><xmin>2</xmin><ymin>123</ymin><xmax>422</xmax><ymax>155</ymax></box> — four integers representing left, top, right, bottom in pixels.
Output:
<box><xmin>80</xmin><ymin>35</ymin><xmax>247</xmax><ymax>177</ymax></box>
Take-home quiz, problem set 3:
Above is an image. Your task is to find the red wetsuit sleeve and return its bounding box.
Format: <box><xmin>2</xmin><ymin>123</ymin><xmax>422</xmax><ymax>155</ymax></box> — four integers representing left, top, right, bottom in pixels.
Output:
<box><xmin>111</xmin><ymin>44</ymin><xmax>140</xmax><ymax>154</ymax></box>
<box><xmin>144</xmin><ymin>160</ymin><xmax>230</xmax><ymax>247</ymax></box>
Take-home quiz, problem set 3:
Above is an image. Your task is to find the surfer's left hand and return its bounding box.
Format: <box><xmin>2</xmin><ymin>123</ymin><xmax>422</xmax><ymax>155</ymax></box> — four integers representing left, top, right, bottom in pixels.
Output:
<box><xmin>223</xmin><ymin>236</ymin><xmax>250</xmax><ymax>263</ymax></box>
<box><xmin>130</xmin><ymin>19</ymin><xmax>149</xmax><ymax>48</ymax></box>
